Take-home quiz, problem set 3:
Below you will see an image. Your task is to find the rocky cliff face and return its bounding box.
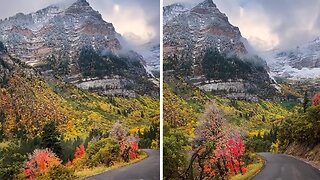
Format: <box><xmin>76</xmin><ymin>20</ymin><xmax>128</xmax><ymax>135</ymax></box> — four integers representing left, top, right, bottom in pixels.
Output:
<box><xmin>0</xmin><ymin>0</ymin><xmax>120</xmax><ymax>67</ymax></box>
<box><xmin>164</xmin><ymin>0</ymin><xmax>247</xmax><ymax>65</ymax></box>
<box><xmin>0</xmin><ymin>42</ymin><xmax>36</xmax><ymax>86</ymax></box>
<box><xmin>0</xmin><ymin>0</ymin><xmax>158</xmax><ymax>97</ymax></box>
<box><xmin>263</xmin><ymin>37</ymin><xmax>320</xmax><ymax>80</ymax></box>
<box><xmin>164</xmin><ymin>0</ymin><xmax>277</xmax><ymax>100</ymax></box>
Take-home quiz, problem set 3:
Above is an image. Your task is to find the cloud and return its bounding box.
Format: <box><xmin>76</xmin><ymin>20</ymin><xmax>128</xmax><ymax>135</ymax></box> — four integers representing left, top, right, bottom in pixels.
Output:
<box><xmin>164</xmin><ymin>0</ymin><xmax>320</xmax><ymax>51</ymax></box>
<box><xmin>88</xmin><ymin>0</ymin><xmax>160</xmax><ymax>45</ymax></box>
<box><xmin>0</xmin><ymin>0</ymin><xmax>159</xmax><ymax>46</ymax></box>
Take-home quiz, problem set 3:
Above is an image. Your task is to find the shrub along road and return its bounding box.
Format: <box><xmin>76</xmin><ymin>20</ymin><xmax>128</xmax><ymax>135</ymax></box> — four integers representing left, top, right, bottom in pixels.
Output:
<box><xmin>87</xmin><ymin>149</ymin><xmax>160</xmax><ymax>180</ymax></box>
<box><xmin>253</xmin><ymin>152</ymin><xmax>320</xmax><ymax>180</ymax></box>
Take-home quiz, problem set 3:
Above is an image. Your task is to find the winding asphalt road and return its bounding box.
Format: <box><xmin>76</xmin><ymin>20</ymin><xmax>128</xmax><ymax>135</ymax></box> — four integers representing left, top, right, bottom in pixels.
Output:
<box><xmin>253</xmin><ymin>152</ymin><xmax>320</xmax><ymax>180</ymax></box>
<box><xmin>87</xmin><ymin>149</ymin><xmax>160</xmax><ymax>180</ymax></box>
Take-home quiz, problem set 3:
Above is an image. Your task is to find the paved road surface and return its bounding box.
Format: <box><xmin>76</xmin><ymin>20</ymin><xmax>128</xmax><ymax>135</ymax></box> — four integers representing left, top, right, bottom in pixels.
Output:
<box><xmin>87</xmin><ymin>149</ymin><xmax>160</xmax><ymax>180</ymax></box>
<box><xmin>253</xmin><ymin>152</ymin><xmax>320</xmax><ymax>180</ymax></box>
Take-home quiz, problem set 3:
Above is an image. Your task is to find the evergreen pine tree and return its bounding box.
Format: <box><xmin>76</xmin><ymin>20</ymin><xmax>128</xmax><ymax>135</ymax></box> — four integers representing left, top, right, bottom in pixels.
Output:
<box><xmin>40</xmin><ymin>121</ymin><xmax>62</xmax><ymax>158</ymax></box>
<box><xmin>303</xmin><ymin>91</ymin><xmax>309</xmax><ymax>113</ymax></box>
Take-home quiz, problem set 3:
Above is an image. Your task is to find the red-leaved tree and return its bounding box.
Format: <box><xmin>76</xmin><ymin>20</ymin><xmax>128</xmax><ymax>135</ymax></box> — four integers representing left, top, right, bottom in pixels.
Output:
<box><xmin>24</xmin><ymin>148</ymin><xmax>61</xmax><ymax>179</ymax></box>
<box><xmin>109</xmin><ymin>122</ymin><xmax>140</xmax><ymax>162</ymax></box>
<box><xmin>129</xmin><ymin>141</ymin><xmax>139</xmax><ymax>160</ymax></box>
<box><xmin>184</xmin><ymin>104</ymin><xmax>246</xmax><ymax>179</ymax></box>
<box><xmin>120</xmin><ymin>135</ymin><xmax>139</xmax><ymax>162</ymax></box>
<box><xmin>312</xmin><ymin>92</ymin><xmax>320</xmax><ymax>106</ymax></box>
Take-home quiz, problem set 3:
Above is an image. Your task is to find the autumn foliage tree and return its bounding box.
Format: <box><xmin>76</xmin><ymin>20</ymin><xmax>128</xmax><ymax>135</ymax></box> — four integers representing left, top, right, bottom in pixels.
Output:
<box><xmin>312</xmin><ymin>92</ymin><xmax>320</xmax><ymax>106</ymax></box>
<box><xmin>109</xmin><ymin>122</ymin><xmax>139</xmax><ymax>162</ymax></box>
<box><xmin>67</xmin><ymin>144</ymin><xmax>86</xmax><ymax>168</ymax></box>
<box><xmin>163</xmin><ymin>84</ymin><xmax>199</xmax><ymax>128</ymax></box>
<box><xmin>123</xmin><ymin>135</ymin><xmax>139</xmax><ymax>161</ymax></box>
<box><xmin>24</xmin><ymin>149</ymin><xmax>61</xmax><ymax>179</ymax></box>
<box><xmin>74</xmin><ymin>144</ymin><xmax>85</xmax><ymax>160</ymax></box>
<box><xmin>129</xmin><ymin>141</ymin><xmax>139</xmax><ymax>159</ymax></box>
<box><xmin>184</xmin><ymin>104</ymin><xmax>246</xmax><ymax>179</ymax></box>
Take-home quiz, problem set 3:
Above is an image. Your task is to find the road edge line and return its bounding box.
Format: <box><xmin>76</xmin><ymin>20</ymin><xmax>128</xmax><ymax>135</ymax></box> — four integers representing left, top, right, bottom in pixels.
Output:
<box><xmin>249</xmin><ymin>154</ymin><xmax>266</xmax><ymax>180</ymax></box>
<box><xmin>77</xmin><ymin>150</ymin><xmax>150</xmax><ymax>180</ymax></box>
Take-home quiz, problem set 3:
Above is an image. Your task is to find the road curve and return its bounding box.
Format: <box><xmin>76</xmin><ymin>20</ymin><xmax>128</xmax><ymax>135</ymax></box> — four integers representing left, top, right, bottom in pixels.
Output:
<box><xmin>253</xmin><ymin>152</ymin><xmax>320</xmax><ymax>180</ymax></box>
<box><xmin>87</xmin><ymin>149</ymin><xmax>160</xmax><ymax>180</ymax></box>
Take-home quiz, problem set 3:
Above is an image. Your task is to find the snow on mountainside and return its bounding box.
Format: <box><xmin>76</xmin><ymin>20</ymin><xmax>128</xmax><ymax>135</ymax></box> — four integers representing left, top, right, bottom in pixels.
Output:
<box><xmin>0</xmin><ymin>0</ymin><xmax>121</xmax><ymax>66</ymax></box>
<box><xmin>0</xmin><ymin>0</ymin><xmax>158</xmax><ymax>97</ymax></box>
<box><xmin>134</xmin><ymin>41</ymin><xmax>160</xmax><ymax>77</ymax></box>
<box><xmin>164</xmin><ymin>0</ymin><xmax>278</xmax><ymax>100</ymax></box>
<box><xmin>164</xmin><ymin>0</ymin><xmax>247</xmax><ymax>61</ymax></box>
<box><xmin>263</xmin><ymin>37</ymin><xmax>320</xmax><ymax>80</ymax></box>
<box><xmin>163</xmin><ymin>3</ymin><xmax>189</xmax><ymax>25</ymax></box>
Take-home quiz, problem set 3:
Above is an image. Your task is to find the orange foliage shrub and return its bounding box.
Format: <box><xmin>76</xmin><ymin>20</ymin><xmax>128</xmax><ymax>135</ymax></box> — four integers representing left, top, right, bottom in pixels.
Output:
<box><xmin>24</xmin><ymin>149</ymin><xmax>61</xmax><ymax>179</ymax></box>
<box><xmin>67</xmin><ymin>144</ymin><xmax>86</xmax><ymax>168</ymax></box>
<box><xmin>74</xmin><ymin>144</ymin><xmax>85</xmax><ymax>160</ymax></box>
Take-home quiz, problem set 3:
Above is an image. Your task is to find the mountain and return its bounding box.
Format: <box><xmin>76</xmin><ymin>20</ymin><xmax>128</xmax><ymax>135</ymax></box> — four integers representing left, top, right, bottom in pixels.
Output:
<box><xmin>163</xmin><ymin>0</ymin><xmax>278</xmax><ymax>100</ymax></box>
<box><xmin>164</xmin><ymin>0</ymin><xmax>247</xmax><ymax>59</ymax></box>
<box><xmin>134</xmin><ymin>41</ymin><xmax>160</xmax><ymax>77</ymax></box>
<box><xmin>0</xmin><ymin>0</ymin><xmax>158</xmax><ymax>97</ymax></box>
<box><xmin>0</xmin><ymin>0</ymin><xmax>120</xmax><ymax>65</ymax></box>
<box><xmin>163</xmin><ymin>3</ymin><xmax>189</xmax><ymax>25</ymax></box>
<box><xmin>263</xmin><ymin>37</ymin><xmax>320</xmax><ymax>80</ymax></box>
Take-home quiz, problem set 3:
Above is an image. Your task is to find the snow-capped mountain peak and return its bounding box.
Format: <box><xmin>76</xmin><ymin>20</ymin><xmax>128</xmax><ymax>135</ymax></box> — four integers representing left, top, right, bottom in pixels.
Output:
<box><xmin>0</xmin><ymin>0</ymin><xmax>121</xmax><ymax>66</ymax></box>
<box><xmin>163</xmin><ymin>3</ymin><xmax>189</xmax><ymax>25</ymax></box>
<box><xmin>0</xmin><ymin>0</ymin><xmax>159</xmax><ymax>97</ymax></box>
<box><xmin>263</xmin><ymin>37</ymin><xmax>320</xmax><ymax>80</ymax></box>
<box><xmin>192</xmin><ymin>0</ymin><xmax>216</xmax><ymax>9</ymax></box>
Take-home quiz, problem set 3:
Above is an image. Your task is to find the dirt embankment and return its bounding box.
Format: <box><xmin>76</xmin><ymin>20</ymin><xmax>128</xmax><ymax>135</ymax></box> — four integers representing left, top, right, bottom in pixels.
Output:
<box><xmin>284</xmin><ymin>142</ymin><xmax>320</xmax><ymax>169</ymax></box>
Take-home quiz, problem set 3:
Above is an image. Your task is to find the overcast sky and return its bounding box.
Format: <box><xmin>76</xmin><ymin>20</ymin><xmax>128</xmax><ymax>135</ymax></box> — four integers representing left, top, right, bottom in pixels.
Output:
<box><xmin>165</xmin><ymin>0</ymin><xmax>320</xmax><ymax>51</ymax></box>
<box><xmin>0</xmin><ymin>0</ymin><xmax>160</xmax><ymax>45</ymax></box>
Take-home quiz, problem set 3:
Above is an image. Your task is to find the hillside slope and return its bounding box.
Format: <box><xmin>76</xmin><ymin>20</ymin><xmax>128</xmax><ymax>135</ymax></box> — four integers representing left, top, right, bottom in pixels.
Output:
<box><xmin>0</xmin><ymin>42</ymin><xmax>159</xmax><ymax>140</ymax></box>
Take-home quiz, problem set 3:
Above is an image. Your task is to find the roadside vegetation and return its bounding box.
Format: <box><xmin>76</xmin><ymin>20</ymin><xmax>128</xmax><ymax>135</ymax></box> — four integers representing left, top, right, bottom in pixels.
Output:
<box><xmin>163</xmin><ymin>79</ymin><xmax>301</xmax><ymax>179</ymax></box>
<box><xmin>0</xmin><ymin>121</ymin><xmax>156</xmax><ymax>179</ymax></box>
